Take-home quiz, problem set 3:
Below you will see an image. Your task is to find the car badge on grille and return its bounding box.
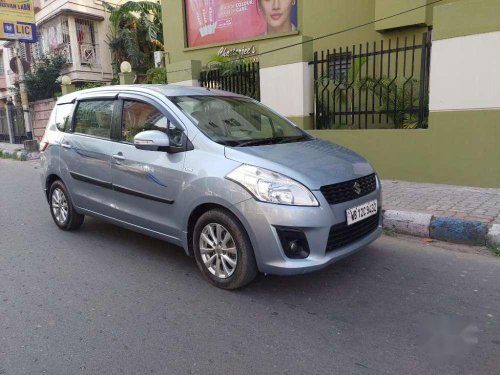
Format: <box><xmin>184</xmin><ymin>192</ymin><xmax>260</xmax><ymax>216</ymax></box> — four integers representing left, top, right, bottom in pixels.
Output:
<box><xmin>353</xmin><ymin>181</ymin><xmax>362</xmax><ymax>195</ymax></box>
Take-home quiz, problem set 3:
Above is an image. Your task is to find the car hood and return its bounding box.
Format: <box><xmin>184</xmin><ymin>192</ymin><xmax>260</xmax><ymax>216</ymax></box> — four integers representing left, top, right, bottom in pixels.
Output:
<box><xmin>224</xmin><ymin>138</ymin><xmax>375</xmax><ymax>190</ymax></box>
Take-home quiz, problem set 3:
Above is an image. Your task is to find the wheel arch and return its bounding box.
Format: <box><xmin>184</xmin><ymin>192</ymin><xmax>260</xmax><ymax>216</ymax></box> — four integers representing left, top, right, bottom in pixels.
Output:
<box><xmin>185</xmin><ymin>201</ymin><xmax>254</xmax><ymax>257</ymax></box>
<box><xmin>45</xmin><ymin>174</ymin><xmax>62</xmax><ymax>202</ymax></box>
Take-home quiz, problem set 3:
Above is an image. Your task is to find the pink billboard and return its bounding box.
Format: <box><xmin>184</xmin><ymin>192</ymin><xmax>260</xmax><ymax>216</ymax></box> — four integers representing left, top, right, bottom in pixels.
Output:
<box><xmin>185</xmin><ymin>0</ymin><xmax>298</xmax><ymax>48</ymax></box>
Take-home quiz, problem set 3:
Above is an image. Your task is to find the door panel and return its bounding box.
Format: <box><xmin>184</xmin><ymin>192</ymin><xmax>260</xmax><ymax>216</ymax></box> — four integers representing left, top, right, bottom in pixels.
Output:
<box><xmin>111</xmin><ymin>98</ymin><xmax>186</xmax><ymax>239</ymax></box>
<box><xmin>60</xmin><ymin>100</ymin><xmax>115</xmax><ymax>214</ymax></box>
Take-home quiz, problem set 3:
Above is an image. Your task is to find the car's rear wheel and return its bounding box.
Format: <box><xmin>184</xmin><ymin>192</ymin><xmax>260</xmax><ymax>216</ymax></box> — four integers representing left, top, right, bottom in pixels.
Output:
<box><xmin>193</xmin><ymin>209</ymin><xmax>258</xmax><ymax>290</ymax></box>
<box><xmin>49</xmin><ymin>180</ymin><xmax>84</xmax><ymax>231</ymax></box>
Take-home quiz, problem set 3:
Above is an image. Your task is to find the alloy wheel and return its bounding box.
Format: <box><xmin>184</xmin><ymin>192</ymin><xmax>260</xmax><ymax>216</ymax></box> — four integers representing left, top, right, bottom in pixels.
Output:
<box><xmin>199</xmin><ymin>223</ymin><xmax>238</xmax><ymax>279</ymax></box>
<box><xmin>51</xmin><ymin>188</ymin><xmax>69</xmax><ymax>225</ymax></box>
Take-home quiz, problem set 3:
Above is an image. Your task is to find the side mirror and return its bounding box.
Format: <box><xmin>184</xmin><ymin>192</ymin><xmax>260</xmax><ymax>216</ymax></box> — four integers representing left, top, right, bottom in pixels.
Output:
<box><xmin>134</xmin><ymin>130</ymin><xmax>170</xmax><ymax>151</ymax></box>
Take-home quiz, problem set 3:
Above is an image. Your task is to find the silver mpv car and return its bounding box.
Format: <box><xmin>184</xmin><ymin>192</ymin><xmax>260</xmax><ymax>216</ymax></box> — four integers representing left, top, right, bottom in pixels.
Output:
<box><xmin>40</xmin><ymin>85</ymin><xmax>382</xmax><ymax>289</ymax></box>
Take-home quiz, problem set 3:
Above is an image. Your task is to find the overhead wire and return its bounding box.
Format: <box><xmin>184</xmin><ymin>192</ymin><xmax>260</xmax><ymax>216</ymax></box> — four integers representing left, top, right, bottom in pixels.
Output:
<box><xmin>166</xmin><ymin>0</ymin><xmax>443</xmax><ymax>75</ymax></box>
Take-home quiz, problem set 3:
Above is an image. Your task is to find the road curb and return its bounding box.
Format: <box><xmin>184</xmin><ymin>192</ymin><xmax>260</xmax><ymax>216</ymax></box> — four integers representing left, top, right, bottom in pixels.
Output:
<box><xmin>486</xmin><ymin>224</ymin><xmax>500</xmax><ymax>247</ymax></box>
<box><xmin>430</xmin><ymin>217</ymin><xmax>488</xmax><ymax>246</ymax></box>
<box><xmin>383</xmin><ymin>209</ymin><xmax>497</xmax><ymax>246</ymax></box>
<box><xmin>383</xmin><ymin>210</ymin><xmax>432</xmax><ymax>237</ymax></box>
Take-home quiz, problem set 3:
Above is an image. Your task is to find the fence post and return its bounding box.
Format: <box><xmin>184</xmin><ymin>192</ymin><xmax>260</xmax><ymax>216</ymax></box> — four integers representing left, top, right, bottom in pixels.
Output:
<box><xmin>418</xmin><ymin>32</ymin><xmax>429</xmax><ymax>127</ymax></box>
<box><xmin>165</xmin><ymin>60</ymin><xmax>202</xmax><ymax>86</ymax></box>
<box><xmin>313</xmin><ymin>51</ymin><xmax>318</xmax><ymax>129</ymax></box>
<box><xmin>119</xmin><ymin>72</ymin><xmax>136</xmax><ymax>85</ymax></box>
<box><xmin>5</xmin><ymin>100</ymin><xmax>15</xmax><ymax>144</ymax></box>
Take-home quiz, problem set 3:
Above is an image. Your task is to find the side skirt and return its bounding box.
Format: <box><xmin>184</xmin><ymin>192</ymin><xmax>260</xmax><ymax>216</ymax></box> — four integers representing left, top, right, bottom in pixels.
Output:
<box><xmin>77</xmin><ymin>206</ymin><xmax>185</xmax><ymax>249</ymax></box>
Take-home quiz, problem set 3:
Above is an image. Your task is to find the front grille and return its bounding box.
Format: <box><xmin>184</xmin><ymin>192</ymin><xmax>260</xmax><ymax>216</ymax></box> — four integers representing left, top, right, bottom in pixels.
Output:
<box><xmin>326</xmin><ymin>213</ymin><xmax>379</xmax><ymax>252</ymax></box>
<box><xmin>320</xmin><ymin>174</ymin><xmax>376</xmax><ymax>205</ymax></box>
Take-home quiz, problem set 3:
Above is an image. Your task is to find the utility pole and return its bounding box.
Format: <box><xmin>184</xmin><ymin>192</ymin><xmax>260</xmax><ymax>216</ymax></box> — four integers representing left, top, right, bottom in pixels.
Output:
<box><xmin>14</xmin><ymin>40</ymin><xmax>33</xmax><ymax>141</ymax></box>
<box><xmin>5</xmin><ymin>99</ymin><xmax>15</xmax><ymax>144</ymax></box>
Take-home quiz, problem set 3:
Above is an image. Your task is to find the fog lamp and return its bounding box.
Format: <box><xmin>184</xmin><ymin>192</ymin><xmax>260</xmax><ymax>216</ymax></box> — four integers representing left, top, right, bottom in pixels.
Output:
<box><xmin>276</xmin><ymin>227</ymin><xmax>310</xmax><ymax>259</ymax></box>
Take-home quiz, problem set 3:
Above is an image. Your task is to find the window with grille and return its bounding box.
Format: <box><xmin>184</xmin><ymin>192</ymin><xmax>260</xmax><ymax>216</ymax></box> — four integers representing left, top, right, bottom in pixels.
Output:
<box><xmin>75</xmin><ymin>18</ymin><xmax>98</xmax><ymax>65</ymax></box>
<box><xmin>328</xmin><ymin>52</ymin><xmax>352</xmax><ymax>82</ymax></box>
<box><xmin>32</xmin><ymin>16</ymin><xmax>72</xmax><ymax>63</ymax></box>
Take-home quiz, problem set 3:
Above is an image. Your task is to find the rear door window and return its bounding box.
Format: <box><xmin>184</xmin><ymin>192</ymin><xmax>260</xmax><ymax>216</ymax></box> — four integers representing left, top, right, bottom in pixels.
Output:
<box><xmin>74</xmin><ymin>100</ymin><xmax>114</xmax><ymax>139</ymax></box>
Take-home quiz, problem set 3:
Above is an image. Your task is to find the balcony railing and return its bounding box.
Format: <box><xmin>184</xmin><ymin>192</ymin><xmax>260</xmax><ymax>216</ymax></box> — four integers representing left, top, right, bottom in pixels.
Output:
<box><xmin>79</xmin><ymin>43</ymin><xmax>100</xmax><ymax>66</ymax></box>
<box><xmin>59</xmin><ymin>43</ymin><xmax>73</xmax><ymax>63</ymax></box>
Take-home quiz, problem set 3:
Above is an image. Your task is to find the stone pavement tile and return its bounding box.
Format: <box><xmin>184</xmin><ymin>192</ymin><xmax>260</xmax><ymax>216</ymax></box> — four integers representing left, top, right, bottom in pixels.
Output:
<box><xmin>381</xmin><ymin>180</ymin><xmax>500</xmax><ymax>223</ymax></box>
<box><xmin>466</xmin><ymin>214</ymin><xmax>496</xmax><ymax>220</ymax></box>
<box><xmin>464</xmin><ymin>215</ymin><xmax>495</xmax><ymax>224</ymax></box>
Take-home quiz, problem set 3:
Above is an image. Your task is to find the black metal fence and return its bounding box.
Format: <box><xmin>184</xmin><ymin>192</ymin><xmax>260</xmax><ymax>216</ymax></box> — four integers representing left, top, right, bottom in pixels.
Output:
<box><xmin>0</xmin><ymin>106</ymin><xmax>27</xmax><ymax>143</ymax></box>
<box><xmin>199</xmin><ymin>62</ymin><xmax>260</xmax><ymax>101</ymax></box>
<box><xmin>313</xmin><ymin>32</ymin><xmax>432</xmax><ymax>130</ymax></box>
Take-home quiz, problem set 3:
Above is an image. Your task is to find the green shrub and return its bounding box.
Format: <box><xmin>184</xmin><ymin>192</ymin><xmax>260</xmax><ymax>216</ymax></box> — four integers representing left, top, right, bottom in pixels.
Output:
<box><xmin>143</xmin><ymin>67</ymin><xmax>167</xmax><ymax>84</ymax></box>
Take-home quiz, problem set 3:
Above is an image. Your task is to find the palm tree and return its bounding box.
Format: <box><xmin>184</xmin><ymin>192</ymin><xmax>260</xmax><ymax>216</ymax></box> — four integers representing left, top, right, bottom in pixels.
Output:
<box><xmin>103</xmin><ymin>1</ymin><xmax>164</xmax><ymax>77</ymax></box>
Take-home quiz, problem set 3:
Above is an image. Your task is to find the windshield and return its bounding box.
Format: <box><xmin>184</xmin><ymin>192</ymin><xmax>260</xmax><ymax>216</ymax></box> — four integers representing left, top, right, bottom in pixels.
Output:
<box><xmin>169</xmin><ymin>96</ymin><xmax>310</xmax><ymax>147</ymax></box>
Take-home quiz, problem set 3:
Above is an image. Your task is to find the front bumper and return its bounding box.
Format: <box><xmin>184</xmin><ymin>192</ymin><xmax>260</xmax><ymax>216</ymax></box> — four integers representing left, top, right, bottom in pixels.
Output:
<box><xmin>232</xmin><ymin>186</ymin><xmax>382</xmax><ymax>276</ymax></box>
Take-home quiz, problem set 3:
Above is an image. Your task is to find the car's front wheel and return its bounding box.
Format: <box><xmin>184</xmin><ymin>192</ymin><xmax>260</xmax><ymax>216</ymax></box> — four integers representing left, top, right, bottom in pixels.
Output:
<box><xmin>193</xmin><ymin>209</ymin><xmax>258</xmax><ymax>290</ymax></box>
<box><xmin>49</xmin><ymin>180</ymin><xmax>84</xmax><ymax>231</ymax></box>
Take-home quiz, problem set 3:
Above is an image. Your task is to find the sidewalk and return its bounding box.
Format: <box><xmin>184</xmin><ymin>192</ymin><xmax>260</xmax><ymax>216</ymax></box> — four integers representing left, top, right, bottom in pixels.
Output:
<box><xmin>382</xmin><ymin>180</ymin><xmax>500</xmax><ymax>247</ymax></box>
<box><xmin>0</xmin><ymin>142</ymin><xmax>40</xmax><ymax>160</ymax></box>
<box><xmin>0</xmin><ymin>142</ymin><xmax>24</xmax><ymax>152</ymax></box>
<box><xmin>383</xmin><ymin>180</ymin><xmax>500</xmax><ymax>224</ymax></box>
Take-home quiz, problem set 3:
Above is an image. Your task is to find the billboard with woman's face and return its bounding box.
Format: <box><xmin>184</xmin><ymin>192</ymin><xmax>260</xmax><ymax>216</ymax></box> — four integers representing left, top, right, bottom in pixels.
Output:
<box><xmin>185</xmin><ymin>0</ymin><xmax>298</xmax><ymax>48</ymax></box>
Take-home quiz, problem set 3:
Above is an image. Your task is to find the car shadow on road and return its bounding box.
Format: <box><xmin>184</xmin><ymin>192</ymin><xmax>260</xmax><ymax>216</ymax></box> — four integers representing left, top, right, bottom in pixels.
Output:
<box><xmin>75</xmin><ymin>216</ymin><xmax>379</xmax><ymax>297</ymax></box>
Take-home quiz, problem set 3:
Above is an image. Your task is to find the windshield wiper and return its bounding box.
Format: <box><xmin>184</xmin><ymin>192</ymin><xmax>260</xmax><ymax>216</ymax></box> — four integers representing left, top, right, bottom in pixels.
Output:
<box><xmin>235</xmin><ymin>139</ymin><xmax>275</xmax><ymax>147</ymax></box>
<box><xmin>274</xmin><ymin>135</ymin><xmax>309</xmax><ymax>144</ymax></box>
<box><xmin>235</xmin><ymin>136</ymin><xmax>309</xmax><ymax>147</ymax></box>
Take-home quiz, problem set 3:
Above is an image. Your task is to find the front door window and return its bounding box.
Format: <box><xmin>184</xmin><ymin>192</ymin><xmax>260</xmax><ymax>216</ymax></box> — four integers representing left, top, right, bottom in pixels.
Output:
<box><xmin>121</xmin><ymin>100</ymin><xmax>184</xmax><ymax>146</ymax></box>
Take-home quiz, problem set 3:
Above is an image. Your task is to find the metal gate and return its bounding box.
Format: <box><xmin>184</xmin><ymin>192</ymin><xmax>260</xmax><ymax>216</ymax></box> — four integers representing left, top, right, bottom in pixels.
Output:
<box><xmin>199</xmin><ymin>62</ymin><xmax>260</xmax><ymax>101</ymax></box>
<box><xmin>0</xmin><ymin>106</ymin><xmax>27</xmax><ymax>143</ymax></box>
<box><xmin>312</xmin><ymin>32</ymin><xmax>432</xmax><ymax>129</ymax></box>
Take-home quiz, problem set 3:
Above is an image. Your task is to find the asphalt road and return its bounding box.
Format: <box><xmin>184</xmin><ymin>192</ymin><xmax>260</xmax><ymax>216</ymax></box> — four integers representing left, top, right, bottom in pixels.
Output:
<box><xmin>1</xmin><ymin>158</ymin><xmax>499</xmax><ymax>375</ymax></box>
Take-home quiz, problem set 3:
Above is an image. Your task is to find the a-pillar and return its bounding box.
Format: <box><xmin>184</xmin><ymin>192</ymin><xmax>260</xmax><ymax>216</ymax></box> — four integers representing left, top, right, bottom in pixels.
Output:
<box><xmin>165</xmin><ymin>60</ymin><xmax>202</xmax><ymax>86</ymax></box>
<box><xmin>259</xmin><ymin>35</ymin><xmax>314</xmax><ymax>129</ymax></box>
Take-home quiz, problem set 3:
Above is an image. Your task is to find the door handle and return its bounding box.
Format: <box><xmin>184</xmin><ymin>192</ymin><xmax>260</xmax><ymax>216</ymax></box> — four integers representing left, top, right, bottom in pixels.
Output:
<box><xmin>112</xmin><ymin>153</ymin><xmax>125</xmax><ymax>161</ymax></box>
<box><xmin>61</xmin><ymin>143</ymin><xmax>72</xmax><ymax>149</ymax></box>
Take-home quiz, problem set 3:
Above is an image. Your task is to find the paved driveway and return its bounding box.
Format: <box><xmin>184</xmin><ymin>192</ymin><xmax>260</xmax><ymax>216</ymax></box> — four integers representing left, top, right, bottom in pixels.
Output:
<box><xmin>1</xmin><ymin>159</ymin><xmax>499</xmax><ymax>374</ymax></box>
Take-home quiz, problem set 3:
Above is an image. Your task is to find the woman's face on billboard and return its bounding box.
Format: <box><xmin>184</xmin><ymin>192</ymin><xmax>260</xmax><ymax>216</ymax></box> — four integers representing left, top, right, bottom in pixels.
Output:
<box><xmin>259</xmin><ymin>0</ymin><xmax>295</xmax><ymax>33</ymax></box>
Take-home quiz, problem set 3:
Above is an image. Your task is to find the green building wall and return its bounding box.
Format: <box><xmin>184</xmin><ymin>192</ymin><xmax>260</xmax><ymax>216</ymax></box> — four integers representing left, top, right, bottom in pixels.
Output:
<box><xmin>310</xmin><ymin>0</ymin><xmax>500</xmax><ymax>188</ymax></box>
<box><xmin>310</xmin><ymin>111</ymin><xmax>500</xmax><ymax>188</ymax></box>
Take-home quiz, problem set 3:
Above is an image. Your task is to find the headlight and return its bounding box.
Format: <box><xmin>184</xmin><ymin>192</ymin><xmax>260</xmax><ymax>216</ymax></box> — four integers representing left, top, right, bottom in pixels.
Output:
<box><xmin>226</xmin><ymin>165</ymin><xmax>319</xmax><ymax>206</ymax></box>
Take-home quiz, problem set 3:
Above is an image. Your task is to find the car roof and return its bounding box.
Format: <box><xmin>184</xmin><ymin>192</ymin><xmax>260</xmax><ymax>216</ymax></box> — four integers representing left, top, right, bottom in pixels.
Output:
<box><xmin>57</xmin><ymin>84</ymin><xmax>246</xmax><ymax>104</ymax></box>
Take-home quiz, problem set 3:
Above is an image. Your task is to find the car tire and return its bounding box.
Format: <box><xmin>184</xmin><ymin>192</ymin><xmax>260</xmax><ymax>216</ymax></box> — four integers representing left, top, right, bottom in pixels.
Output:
<box><xmin>193</xmin><ymin>209</ymin><xmax>258</xmax><ymax>290</ymax></box>
<box><xmin>49</xmin><ymin>180</ymin><xmax>84</xmax><ymax>231</ymax></box>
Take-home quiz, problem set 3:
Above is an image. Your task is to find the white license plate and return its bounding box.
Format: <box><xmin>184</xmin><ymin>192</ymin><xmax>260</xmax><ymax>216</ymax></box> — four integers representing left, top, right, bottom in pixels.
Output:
<box><xmin>346</xmin><ymin>200</ymin><xmax>378</xmax><ymax>226</ymax></box>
